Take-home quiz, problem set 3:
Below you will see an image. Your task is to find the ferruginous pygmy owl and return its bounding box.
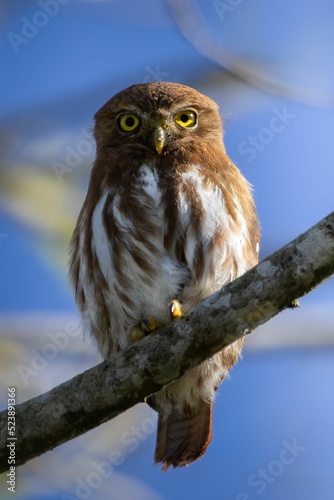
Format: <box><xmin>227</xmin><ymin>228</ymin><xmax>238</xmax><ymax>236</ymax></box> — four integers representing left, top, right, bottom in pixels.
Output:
<box><xmin>69</xmin><ymin>82</ymin><xmax>259</xmax><ymax>471</ymax></box>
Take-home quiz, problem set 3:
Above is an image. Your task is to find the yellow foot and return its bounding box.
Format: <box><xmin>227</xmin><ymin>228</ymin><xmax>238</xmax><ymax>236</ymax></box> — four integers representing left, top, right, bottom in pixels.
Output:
<box><xmin>130</xmin><ymin>326</ymin><xmax>145</xmax><ymax>341</ymax></box>
<box><xmin>169</xmin><ymin>299</ymin><xmax>183</xmax><ymax>320</ymax></box>
<box><xmin>130</xmin><ymin>317</ymin><xmax>162</xmax><ymax>341</ymax></box>
<box><xmin>141</xmin><ymin>317</ymin><xmax>162</xmax><ymax>333</ymax></box>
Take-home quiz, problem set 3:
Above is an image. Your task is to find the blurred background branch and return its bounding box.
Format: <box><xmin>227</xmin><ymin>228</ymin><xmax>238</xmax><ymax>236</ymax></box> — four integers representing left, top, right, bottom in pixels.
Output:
<box><xmin>168</xmin><ymin>0</ymin><xmax>334</xmax><ymax>108</ymax></box>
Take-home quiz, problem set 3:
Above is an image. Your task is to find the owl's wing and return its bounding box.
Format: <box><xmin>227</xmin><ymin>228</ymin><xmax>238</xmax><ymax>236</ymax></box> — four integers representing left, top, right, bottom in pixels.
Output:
<box><xmin>163</xmin><ymin>161</ymin><xmax>259</xmax><ymax>312</ymax></box>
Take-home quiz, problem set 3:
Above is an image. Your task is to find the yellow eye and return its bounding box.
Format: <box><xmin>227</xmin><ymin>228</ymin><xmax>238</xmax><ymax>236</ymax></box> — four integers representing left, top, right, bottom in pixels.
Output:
<box><xmin>175</xmin><ymin>110</ymin><xmax>197</xmax><ymax>128</ymax></box>
<box><xmin>118</xmin><ymin>114</ymin><xmax>140</xmax><ymax>132</ymax></box>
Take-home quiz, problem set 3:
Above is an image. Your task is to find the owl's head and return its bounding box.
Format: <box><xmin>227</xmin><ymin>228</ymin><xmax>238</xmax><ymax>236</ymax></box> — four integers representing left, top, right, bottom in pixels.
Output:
<box><xmin>94</xmin><ymin>82</ymin><xmax>223</xmax><ymax>157</ymax></box>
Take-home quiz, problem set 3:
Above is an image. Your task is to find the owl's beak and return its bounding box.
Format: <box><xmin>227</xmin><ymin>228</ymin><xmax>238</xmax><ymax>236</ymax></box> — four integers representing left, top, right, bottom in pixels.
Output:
<box><xmin>152</xmin><ymin>126</ymin><xmax>166</xmax><ymax>155</ymax></box>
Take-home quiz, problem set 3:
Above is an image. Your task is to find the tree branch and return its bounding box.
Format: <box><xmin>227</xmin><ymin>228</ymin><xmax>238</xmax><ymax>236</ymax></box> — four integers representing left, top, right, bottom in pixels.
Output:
<box><xmin>1</xmin><ymin>212</ymin><xmax>334</xmax><ymax>473</ymax></box>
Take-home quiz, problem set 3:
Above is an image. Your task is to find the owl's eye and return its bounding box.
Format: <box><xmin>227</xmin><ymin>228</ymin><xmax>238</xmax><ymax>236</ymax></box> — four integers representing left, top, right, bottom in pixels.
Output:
<box><xmin>118</xmin><ymin>114</ymin><xmax>140</xmax><ymax>132</ymax></box>
<box><xmin>175</xmin><ymin>110</ymin><xmax>197</xmax><ymax>128</ymax></box>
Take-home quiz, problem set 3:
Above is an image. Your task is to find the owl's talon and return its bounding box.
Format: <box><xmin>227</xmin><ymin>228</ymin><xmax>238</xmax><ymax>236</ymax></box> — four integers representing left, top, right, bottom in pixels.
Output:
<box><xmin>170</xmin><ymin>299</ymin><xmax>183</xmax><ymax>320</ymax></box>
<box><xmin>141</xmin><ymin>317</ymin><xmax>162</xmax><ymax>333</ymax></box>
<box><xmin>130</xmin><ymin>326</ymin><xmax>145</xmax><ymax>341</ymax></box>
<box><xmin>130</xmin><ymin>317</ymin><xmax>162</xmax><ymax>341</ymax></box>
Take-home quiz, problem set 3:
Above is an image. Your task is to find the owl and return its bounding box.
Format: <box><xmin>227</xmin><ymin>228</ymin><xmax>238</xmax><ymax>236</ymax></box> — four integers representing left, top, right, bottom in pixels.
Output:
<box><xmin>69</xmin><ymin>82</ymin><xmax>259</xmax><ymax>470</ymax></box>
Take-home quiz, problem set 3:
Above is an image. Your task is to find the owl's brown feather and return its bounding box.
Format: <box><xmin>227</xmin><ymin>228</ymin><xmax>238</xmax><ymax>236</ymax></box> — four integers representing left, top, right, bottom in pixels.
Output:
<box><xmin>69</xmin><ymin>82</ymin><xmax>259</xmax><ymax>470</ymax></box>
<box><xmin>155</xmin><ymin>400</ymin><xmax>212</xmax><ymax>471</ymax></box>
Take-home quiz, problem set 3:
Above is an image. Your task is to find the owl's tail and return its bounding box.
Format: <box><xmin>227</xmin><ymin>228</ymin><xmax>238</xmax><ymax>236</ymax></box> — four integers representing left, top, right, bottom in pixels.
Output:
<box><xmin>154</xmin><ymin>400</ymin><xmax>212</xmax><ymax>471</ymax></box>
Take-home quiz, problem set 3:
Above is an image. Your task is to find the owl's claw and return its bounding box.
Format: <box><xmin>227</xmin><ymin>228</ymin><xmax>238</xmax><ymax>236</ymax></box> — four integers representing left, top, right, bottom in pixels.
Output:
<box><xmin>130</xmin><ymin>326</ymin><xmax>145</xmax><ymax>341</ymax></box>
<box><xmin>130</xmin><ymin>304</ymin><xmax>182</xmax><ymax>342</ymax></box>
<box><xmin>141</xmin><ymin>317</ymin><xmax>162</xmax><ymax>333</ymax></box>
<box><xmin>130</xmin><ymin>317</ymin><xmax>162</xmax><ymax>342</ymax></box>
<box><xmin>169</xmin><ymin>299</ymin><xmax>183</xmax><ymax>320</ymax></box>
